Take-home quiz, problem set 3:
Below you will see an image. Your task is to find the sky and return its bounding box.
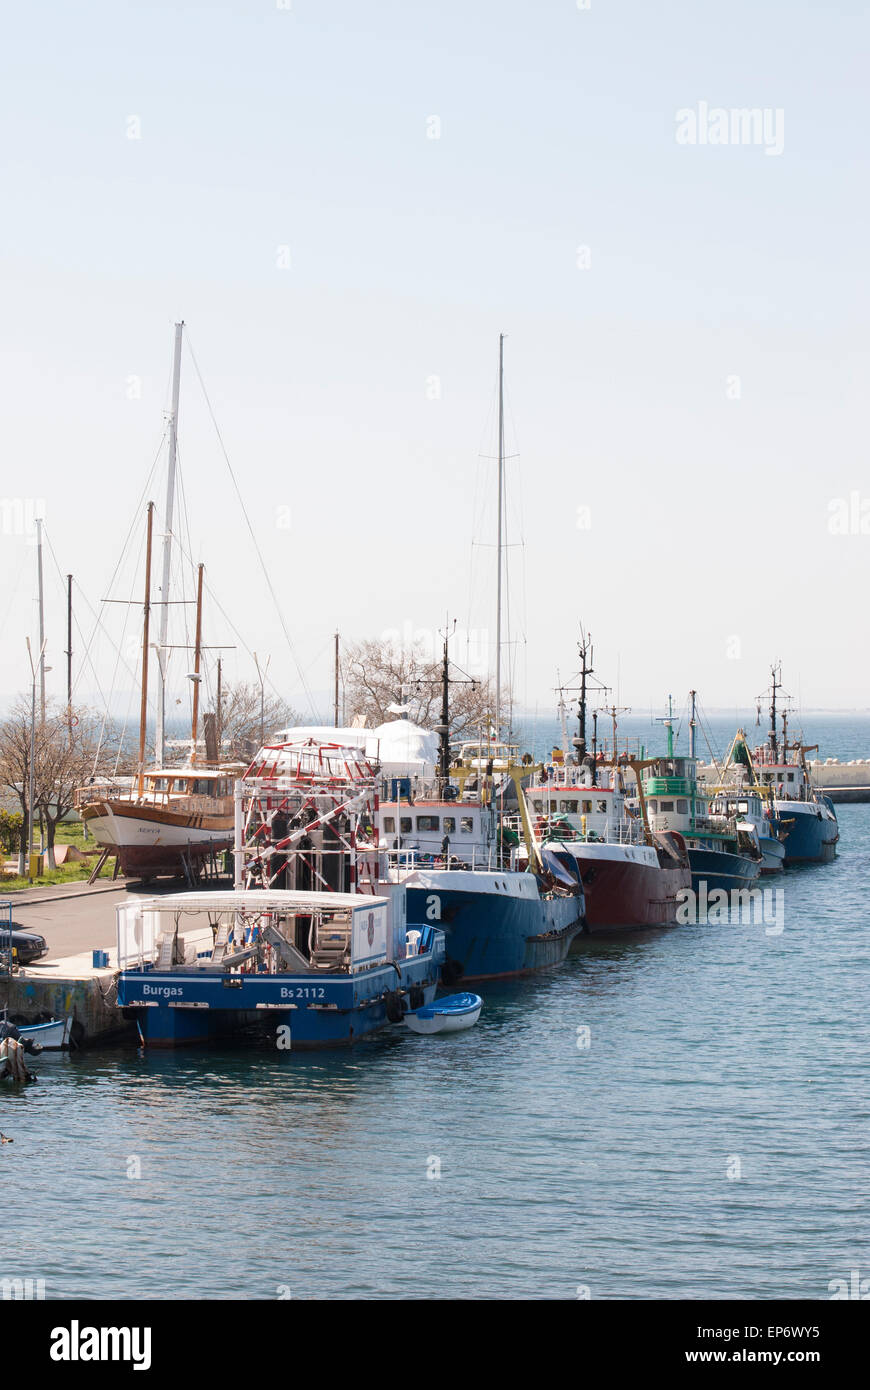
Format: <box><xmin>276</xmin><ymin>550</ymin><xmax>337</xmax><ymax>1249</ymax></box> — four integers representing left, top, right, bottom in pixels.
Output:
<box><xmin>1</xmin><ymin>0</ymin><xmax>868</xmax><ymax>728</ymax></box>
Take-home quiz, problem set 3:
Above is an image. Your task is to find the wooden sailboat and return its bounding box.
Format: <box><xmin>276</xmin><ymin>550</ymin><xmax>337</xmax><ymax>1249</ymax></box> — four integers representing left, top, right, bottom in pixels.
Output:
<box><xmin>75</xmin><ymin>328</ymin><xmax>244</xmax><ymax>882</ymax></box>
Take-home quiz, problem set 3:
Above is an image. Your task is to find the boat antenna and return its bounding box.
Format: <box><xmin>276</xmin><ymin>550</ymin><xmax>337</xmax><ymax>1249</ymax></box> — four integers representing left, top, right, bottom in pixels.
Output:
<box><xmin>656</xmin><ymin>694</ymin><xmax>675</xmax><ymax>759</ymax></box>
<box><xmin>573</xmin><ymin>629</ymin><xmax>594</xmax><ymax>763</ymax></box>
<box><xmin>688</xmin><ymin>689</ymin><xmax>697</xmax><ymax>760</ymax></box>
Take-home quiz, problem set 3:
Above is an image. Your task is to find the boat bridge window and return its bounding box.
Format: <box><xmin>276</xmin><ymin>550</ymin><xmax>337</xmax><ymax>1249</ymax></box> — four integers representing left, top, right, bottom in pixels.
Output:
<box><xmin>383</xmin><ymin>816</ymin><xmax>396</xmax><ymax>833</ymax></box>
<box><xmin>582</xmin><ymin>800</ymin><xmax>592</xmax><ymax>814</ymax></box>
<box><xmin>648</xmin><ymin>800</ymin><xmax>657</xmax><ymax>812</ymax></box>
<box><xmin>787</xmin><ymin>772</ymin><xmax>795</xmax><ymax>783</ymax></box>
<box><xmin>444</xmin><ymin>817</ymin><xmax>456</xmax><ymax>833</ymax></box>
<box><xmin>460</xmin><ymin>817</ymin><xmax>474</xmax><ymax>833</ymax></box>
<box><xmin>532</xmin><ymin>800</ymin><xmax>543</xmax><ymax>813</ymax></box>
<box><xmin>417</xmin><ymin>815</ymin><xmax>439</xmax><ymax>832</ymax></box>
<box><xmin>660</xmin><ymin>801</ymin><xmax>674</xmax><ymax>812</ymax></box>
<box><xmin>677</xmin><ymin>800</ymin><xmax>688</xmax><ymax>814</ymax></box>
<box><xmin>597</xmin><ymin>800</ymin><xmax>607</xmax><ymax>813</ymax></box>
<box><xmin>400</xmin><ymin>818</ymin><xmax>412</xmax><ymax>834</ymax></box>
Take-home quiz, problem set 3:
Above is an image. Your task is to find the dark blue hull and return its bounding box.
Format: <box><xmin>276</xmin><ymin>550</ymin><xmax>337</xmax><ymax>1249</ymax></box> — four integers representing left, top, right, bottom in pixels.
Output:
<box><xmin>404</xmin><ymin>884</ymin><xmax>584</xmax><ymax>981</ymax></box>
<box><xmin>688</xmin><ymin>847</ymin><xmax>762</xmax><ymax>895</ymax></box>
<box><xmin>118</xmin><ymin>950</ymin><xmax>441</xmax><ymax>1049</ymax></box>
<box><xmin>775</xmin><ymin>800</ymin><xmax>839</xmax><ymax>865</ymax></box>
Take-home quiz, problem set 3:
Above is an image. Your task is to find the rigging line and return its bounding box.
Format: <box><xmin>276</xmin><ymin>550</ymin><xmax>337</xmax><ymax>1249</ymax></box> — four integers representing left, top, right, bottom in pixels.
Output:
<box><xmin>183</xmin><ymin>331</ymin><xmax>319</xmax><ymax>719</ymax></box>
<box><xmin>85</xmin><ymin>529</ymin><xmax>143</xmax><ymax>775</ymax></box>
<box><xmin>66</xmin><ymin>427</ymin><xmax>167</xmax><ymax>697</ymax></box>
<box><xmin>42</xmin><ymin>524</ymin><xmax>118</xmax><ymax>713</ymax></box>
<box><xmin>168</xmin><ymin>528</ymin><xmax>293</xmax><ymax>713</ymax></box>
<box><xmin>175</xmin><ymin>445</ymin><xmax>214</xmax><ymax>712</ymax></box>
<box><xmin>44</xmin><ymin>532</ymin><xmax>139</xmax><ymax>704</ymax></box>
<box><xmin>99</xmin><ymin>424</ymin><xmax>168</xmax><ymax>610</ymax></box>
<box><xmin>172</xmin><ymin>442</ymin><xmax>197</xmax><ymax>726</ymax></box>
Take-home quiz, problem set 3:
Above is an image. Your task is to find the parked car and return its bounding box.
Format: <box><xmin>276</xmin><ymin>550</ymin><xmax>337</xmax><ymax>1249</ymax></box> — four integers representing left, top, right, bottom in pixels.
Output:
<box><xmin>0</xmin><ymin>927</ymin><xmax>49</xmax><ymax>965</ymax></box>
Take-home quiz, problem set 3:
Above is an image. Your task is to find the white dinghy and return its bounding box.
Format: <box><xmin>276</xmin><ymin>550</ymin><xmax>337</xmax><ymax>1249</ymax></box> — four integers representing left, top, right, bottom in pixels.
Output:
<box><xmin>403</xmin><ymin>992</ymin><xmax>482</xmax><ymax>1036</ymax></box>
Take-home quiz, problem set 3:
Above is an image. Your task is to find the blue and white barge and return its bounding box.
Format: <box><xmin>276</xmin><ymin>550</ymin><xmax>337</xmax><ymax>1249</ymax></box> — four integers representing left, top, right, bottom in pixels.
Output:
<box><xmin>116</xmin><ymin>888</ymin><xmax>444</xmax><ymax>1049</ymax></box>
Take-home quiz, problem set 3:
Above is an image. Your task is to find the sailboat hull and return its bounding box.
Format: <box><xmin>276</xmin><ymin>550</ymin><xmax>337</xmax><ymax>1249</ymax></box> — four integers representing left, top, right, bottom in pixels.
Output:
<box><xmin>81</xmin><ymin>802</ymin><xmax>233</xmax><ymax>877</ymax></box>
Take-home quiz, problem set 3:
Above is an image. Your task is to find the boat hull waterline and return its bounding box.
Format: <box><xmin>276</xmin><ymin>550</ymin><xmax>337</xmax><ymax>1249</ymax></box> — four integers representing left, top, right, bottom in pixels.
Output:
<box><xmin>400</xmin><ymin>872</ymin><xmax>584</xmax><ymax>980</ymax></box>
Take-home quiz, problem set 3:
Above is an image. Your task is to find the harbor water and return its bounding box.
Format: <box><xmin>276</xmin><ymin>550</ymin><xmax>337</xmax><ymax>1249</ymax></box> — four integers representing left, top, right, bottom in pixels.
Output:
<box><xmin>3</xmin><ymin>716</ymin><xmax>868</xmax><ymax>1300</ymax></box>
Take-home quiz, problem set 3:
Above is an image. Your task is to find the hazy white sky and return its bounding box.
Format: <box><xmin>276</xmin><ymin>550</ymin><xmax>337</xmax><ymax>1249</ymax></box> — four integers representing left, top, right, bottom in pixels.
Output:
<box><xmin>1</xmin><ymin>0</ymin><xmax>867</xmax><ymax>724</ymax></box>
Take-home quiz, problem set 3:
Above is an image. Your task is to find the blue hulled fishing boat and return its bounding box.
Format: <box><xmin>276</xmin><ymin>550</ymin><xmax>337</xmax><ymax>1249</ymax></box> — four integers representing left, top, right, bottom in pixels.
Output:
<box><xmin>379</xmin><ymin>733</ymin><xmax>585</xmax><ymax>981</ymax></box>
<box><xmin>751</xmin><ymin>667</ymin><xmax>838</xmax><ymax>866</ymax></box>
<box><xmin>639</xmin><ymin>696</ymin><xmax>762</xmax><ymax>896</ymax></box>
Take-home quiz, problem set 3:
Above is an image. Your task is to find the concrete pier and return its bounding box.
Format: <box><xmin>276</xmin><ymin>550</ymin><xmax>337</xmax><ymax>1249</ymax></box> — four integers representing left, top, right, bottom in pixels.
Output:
<box><xmin>1</xmin><ymin>880</ymin><xmax>193</xmax><ymax>1047</ymax></box>
<box><xmin>695</xmin><ymin>760</ymin><xmax>870</xmax><ymax>803</ymax></box>
<box><xmin>2</xmin><ymin>949</ymin><xmax>134</xmax><ymax>1048</ymax></box>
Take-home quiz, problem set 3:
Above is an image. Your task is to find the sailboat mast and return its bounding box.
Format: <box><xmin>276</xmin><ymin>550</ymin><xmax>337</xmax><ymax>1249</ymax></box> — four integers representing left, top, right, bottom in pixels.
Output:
<box><xmin>689</xmin><ymin>689</ymin><xmax>697</xmax><ymax>760</ymax></box>
<box><xmin>138</xmin><ymin>503</ymin><xmax>155</xmax><ymax>795</ymax></box>
<box><xmin>36</xmin><ymin>517</ymin><xmax>46</xmax><ymax>720</ymax></box>
<box><xmin>156</xmin><ymin>320</ymin><xmax>184</xmax><ymax>767</ymax></box>
<box><xmin>190</xmin><ymin>562</ymin><xmax>204</xmax><ymax>765</ymax></box>
<box><xmin>334</xmin><ymin>630</ymin><xmax>340</xmax><ymax>728</ymax></box>
<box><xmin>495</xmin><ymin>332</ymin><xmax>504</xmax><ymax>740</ymax></box>
<box><xmin>66</xmin><ymin>573</ymin><xmax>73</xmax><ymax>740</ymax></box>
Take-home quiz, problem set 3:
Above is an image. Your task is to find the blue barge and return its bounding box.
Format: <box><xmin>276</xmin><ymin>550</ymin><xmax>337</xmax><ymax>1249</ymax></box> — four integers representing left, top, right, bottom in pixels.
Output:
<box><xmin>116</xmin><ymin>888</ymin><xmax>444</xmax><ymax>1049</ymax></box>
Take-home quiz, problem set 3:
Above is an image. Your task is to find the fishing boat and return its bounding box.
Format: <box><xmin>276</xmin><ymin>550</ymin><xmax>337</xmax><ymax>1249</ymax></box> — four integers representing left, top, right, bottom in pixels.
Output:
<box><xmin>377</xmin><ymin>337</ymin><xmax>584</xmax><ymax>978</ymax></box>
<box><xmin>639</xmin><ymin>696</ymin><xmax>762</xmax><ymax>895</ymax></box>
<box><xmin>75</xmin><ymin>325</ymin><xmax>245</xmax><ymax>882</ymax></box>
<box><xmin>374</xmin><ymin>629</ymin><xmax>585</xmax><ymax>978</ymax></box>
<box><xmin>707</xmin><ymin>730</ymin><xmax>786</xmax><ymax>875</ymax></box>
<box><xmin>750</xmin><ymin>667</ymin><xmax>839</xmax><ymax>865</ymax></box>
<box><xmin>116</xmin><ymin>888</ymin><xmax>444</xmax><ymax>1048</ymax></box>
<box><xmin>380</xmin><ymin>757</ymin><xmax>585</xmax><ymax>979</ymax></box>
<box><xmin>404</xmin><ymin>992</ymin><xmax>482</xmax><ymax>1034</ymax></box>
<box><xmin>521</xmin><ymin>641</ymin><xmax>691</xmax><ymax>930</ymax></box>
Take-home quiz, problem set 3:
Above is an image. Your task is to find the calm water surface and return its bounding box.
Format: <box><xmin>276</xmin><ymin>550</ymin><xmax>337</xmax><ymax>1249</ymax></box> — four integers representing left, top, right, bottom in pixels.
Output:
<box><xmin>3</xmin><ymin>721</ymin><xmax>869</xmax><ymax>1300</ymax></box>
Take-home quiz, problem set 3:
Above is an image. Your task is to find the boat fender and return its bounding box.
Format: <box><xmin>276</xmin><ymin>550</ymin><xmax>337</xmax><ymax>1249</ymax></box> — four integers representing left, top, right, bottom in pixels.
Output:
<box><xmin>385</xmin><ymin>991</ymin><xmax>406</xmax><ymax>1024</ymax></box>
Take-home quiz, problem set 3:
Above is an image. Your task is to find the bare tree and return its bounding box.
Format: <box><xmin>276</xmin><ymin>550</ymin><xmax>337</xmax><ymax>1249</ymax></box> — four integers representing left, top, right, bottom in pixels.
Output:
<box><xmin>342</xmin><ymin>638</ymin><xmax>499</xmax><ymax>741</ymax></box>
<box><xmin>0</xmin><ymin>700</ymin><xmax>36</xmax><ymax>875</ymax></box>
<box><xmin>36</xmin><ymin>705</ymin><xmax>107</xmax><ymax>869</ymax></box>
<box><xmin>212</xmin><ymin>681</ymin><xmax>301</xmax><ymax>760</ymax></box>
<box><xmin>0</xmin><ymin>700</ymin><xmax>115</xmax><ymax>873</ymax></box>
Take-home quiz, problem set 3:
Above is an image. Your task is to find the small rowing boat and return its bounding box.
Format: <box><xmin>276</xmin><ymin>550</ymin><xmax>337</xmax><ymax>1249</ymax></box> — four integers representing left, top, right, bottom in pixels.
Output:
<box><xmin>16</xmin><ymin>1017</ymin><xmax>73</xmax><ymax>1051</ymax></box>
<box><xmin>403</xmin><ymin>992</ymin><xmax>482</xmax><ymax>1035</ymax></box>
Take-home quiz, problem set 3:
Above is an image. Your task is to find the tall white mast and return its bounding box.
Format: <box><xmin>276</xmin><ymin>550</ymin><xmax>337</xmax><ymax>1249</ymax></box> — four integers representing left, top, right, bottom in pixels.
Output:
<box><xmin>36</xmin><ymin>516</ymin><xmax>46</xmax><ymax>720</ymax></box>
<box><xmin>495</xmin><ymin>332</ymin><xmax>505</xmax><ymax>740</ymax></box>
<box><xmin>155</xmin><ymin>320</ymin><xmax>184</xmax><ymax>767</ymax></box>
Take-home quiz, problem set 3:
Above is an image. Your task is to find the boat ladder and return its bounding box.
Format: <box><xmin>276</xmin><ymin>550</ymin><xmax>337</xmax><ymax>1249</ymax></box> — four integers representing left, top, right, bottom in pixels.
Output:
<box><xmin>310</xmin><ymin>920</ymin><xmax>351</xmax><ymax>970</ymax></box>
<box><xmin>210</xmin><ymin>921</ymin><xmax>232</xmax><ymax>965</ymax></box>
